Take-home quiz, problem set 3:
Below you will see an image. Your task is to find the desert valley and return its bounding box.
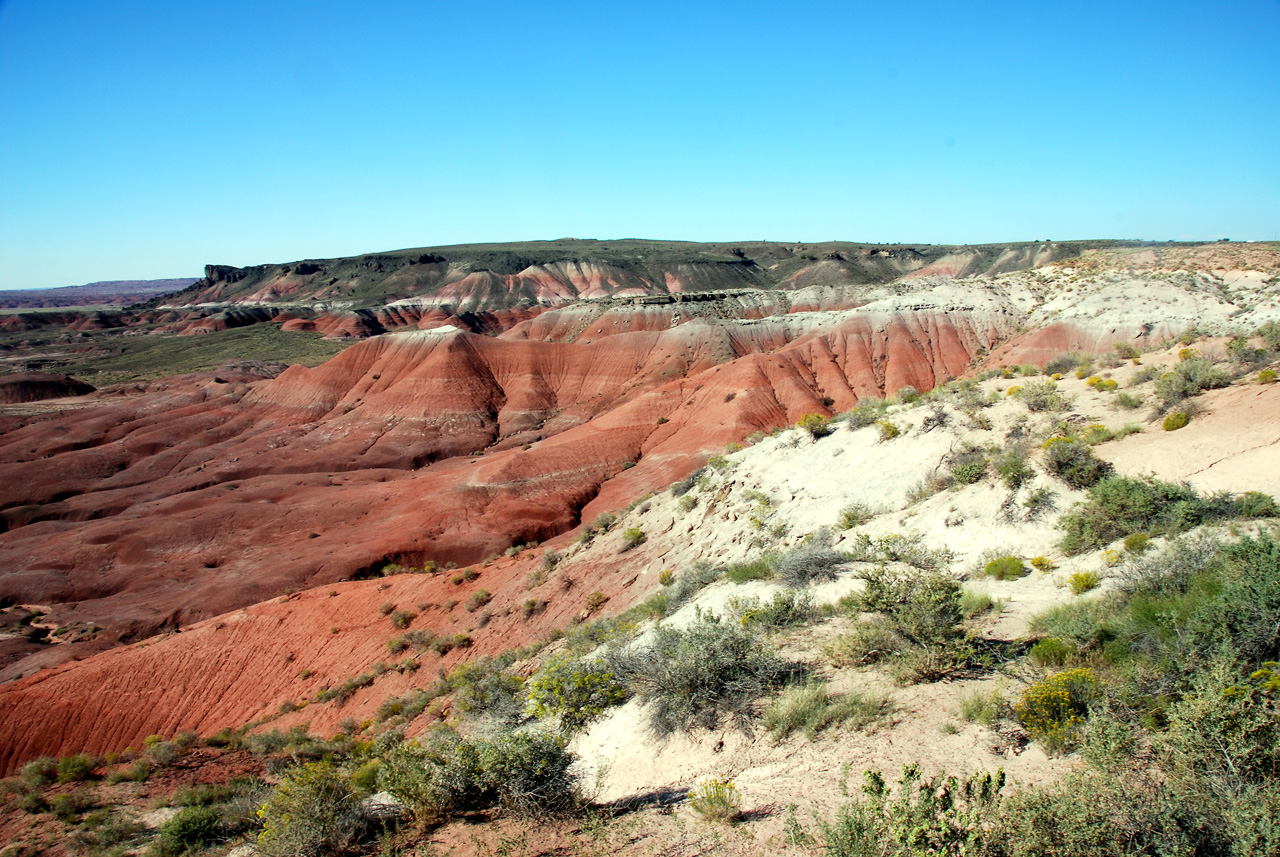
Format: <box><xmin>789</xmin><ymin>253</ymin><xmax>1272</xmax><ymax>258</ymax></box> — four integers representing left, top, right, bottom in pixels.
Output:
<box><xmin>0</xmin><ymin>238</ymin><xmax>1278</xmax><ymax>856</ymax></box>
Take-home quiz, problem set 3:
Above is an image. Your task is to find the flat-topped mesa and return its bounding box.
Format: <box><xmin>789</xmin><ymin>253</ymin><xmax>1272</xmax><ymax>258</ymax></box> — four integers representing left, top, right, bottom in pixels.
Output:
<box><xmin>159</xmin><ymin>239</ymin><xmax>1147</xmax><ymax>316</ymax></box>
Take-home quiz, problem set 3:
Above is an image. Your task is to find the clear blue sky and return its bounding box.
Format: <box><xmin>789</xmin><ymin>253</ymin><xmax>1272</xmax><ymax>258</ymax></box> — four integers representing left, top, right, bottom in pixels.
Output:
<box><xmin>1</xmin><ymin>0</ymin><xmax>1277</xmax><ymax>289</ymax></box>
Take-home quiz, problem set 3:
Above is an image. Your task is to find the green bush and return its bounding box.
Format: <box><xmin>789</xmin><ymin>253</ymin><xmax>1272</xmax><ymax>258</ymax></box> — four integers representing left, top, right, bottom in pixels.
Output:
<box><xmin>837</xmin><ymin>502</ymin><xmax>873</xmax><ymax>529</ymax></box>
<box><xmin>846</xmin><ymin>532</ymin><xmax>954</xmax><ymax>571</ymax></box>
<box><xmin>1044</xmin><ymin>352</ymin><xmax>1091</xmax><ymax>375</ymax></box>
<box><xmin>527</xmin><ymin>655</ymin><xmax>628</xmax><ymax>731</ymax></box>
<box><xmin>1114</xmin><ymin>391</ymin><xmax>1143</xmax><ymax>409</ymax></box>
<box><xmin>819</xmin><ymin>766</ymin><xmax>1004</xmax><ymax>857</ymax></box>
<box><xmin>20</xmin><ymin>757</ymin><xmax>57</xmax><ymax>788</ymax></box>
<box><xmin>1013</xmin><ymin>667</ymin><xmax>1099</xmax><ymax>753</ymax></box>
<box><xmin>1155</xmin><ymin>357</ymin><xmax>1229</xmax><ymax>406</ymax></box>
<box><xmin>983</xmin><ymin>556</ymin><xmax>1027</xmax><ymax>581</ymax></box>
<box><xmin>763</xmin><ymin>681</ymin><xmax>884</xmax><ymax>741</ymax></box>
<box><xmin>1069</xmin><ymin>570</ymin><xmax>1100</xmax><ymax>594</ymax></box>
<box><xmin>154</xmin><ymin>806</ymin><xmax>222</xmax><ymax>856</ymax></box>
<box><xmin>1162</xmin><ymin>411</ymin><xmax>1189</xmax><ymax>431</ymax></box>
<box><xmin>56</xmin><ymin>753</ymin><xmax>96</xmax><ymax>783</ymax></box>
<box><xmin>958</xmin><ymin>684</ymin><xmax>1005</xmax><ymax>726</ymax></box>
<box><xmin>1236</xmin><ymin>491</ymin><xmax>1278</xmax><ymax>518</ymax></box>
<box><xmin>620</xmin><ymin>526</ymin><xmax>646</xmax><ymax>551</ymax></box>
<box><xmin>798</xmin><ymin>413</ymin><xmax>832</xmax><ymax>438</ymax></box>
<box><xmin>823</xmin><ymin>618</ymin><xmax>904</xmax><ymax>668</ymax></box>
<box><xmin>1123</xmin><ymin>532</ymin><xmax>1151</xmax><ymax>554</ymax></box>
<box><xmin>1029</xmin><ymin>637</ymin><xmax>1075</xmax><ymax>667</ymax></box>
<box><xmin>378</xmin><ymin>729</ymin><xmax>579</xmax><ymax>822</ymax></box>
<box><xmin>689</xmin><ymin>776</ymin><xmax>740</xmax><ymax>822</ymax></box>
<box><xmin>606</xmin><ymin>612</ymin><xmax>787</xmax><ymax>735</ymax></box>
<box><xmin>842</xmin><ymin>397</ymin><xmax>888</xmax><ymax>428</ymax></box>
<box><xmin>1042</xmin><ymin>437</ymin><xmax>1113</xmax><ymax>489</ymax></box>
<box><xmin>1057</xmin><ymin>475</ymin><xmax>1236</xmax><ymax>554</ymax></box>
<box><xmin>993</xmin><ymin>446</ymin><xmax>1034</xmax><ymax>490</ymax></box>
<box><xmin>1014</xmin><ymin>379</ymin><xmax>1071</xmax><ymax>412</ymax></box>
<box><xmin>732</xmin><ymin>590</ymin><xmax>815</xmax><ymax>629</ymax></box>
<box><xmin>949</xmin><ymin>455</ymin><xmax>987</xmax><ymax>485</ymax></box>
<box><xmin>463</xmin><ymin>589</ymin><xmax>491</xmax><ymax>612</ymax></box>
<box><xmin>876</xmin><ymin>419</ymin><xmax>900</xmax><ymax>440</ymax></box>
<box><xmin>1259</xmin><ymin>368</ymin><xmax>1278</xmax><ymax>384</ymax></box>
<box><xmin>256</xmin><ymin>762</ymin><xmax>365</xmax><ymax>856</ymax></box>
<box><xmin>857</xmin><ymin>565</ymin><xmax>967</xmax><ymax>683</ymax></box>
<box><xmin>723</xmin><ymin>555</ymin><xmax>774</xmax><ymax>583</ymax></box>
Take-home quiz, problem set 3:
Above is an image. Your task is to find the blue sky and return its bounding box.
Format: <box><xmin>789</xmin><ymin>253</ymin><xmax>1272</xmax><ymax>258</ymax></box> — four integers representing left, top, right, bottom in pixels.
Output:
<box><xmin>1</xmin><ymin>0</ymin><xmax>1277</xmax><ymax>289</ymax></box>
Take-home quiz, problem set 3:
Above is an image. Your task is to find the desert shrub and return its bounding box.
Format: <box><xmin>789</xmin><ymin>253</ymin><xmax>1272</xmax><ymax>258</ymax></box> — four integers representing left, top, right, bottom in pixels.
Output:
<box><xmin>894</xmin><ymin>385</ymin><xmax>921</xmax><ymax>404</ymax></box>
<box><xmin>377</xmin><ymin>601</ymin><xmax>395</xmax><ymax>615</ymax></box>
<box><xmin>49</xmin><ymin>790</ymin><xmax>90</xmax><ymax>822</ymax></box>
<box><xmin>798</xmin><ymin>413</ymin><xmax>832</xmax><ymax>438</ymax></box>
<box><xmin>723</xmin><ymin>555</ymin><xmax>774</xmax><ymax>583</ymax></box>
<box><xmin>382</xmin><ymin>729</ymin><xmax>579</xmax><ymax>822</ymax></box>
<box><xmin>20</xmin><ymin>757</ymin><xmax>57</xmax><ymax>788</ymax></box>
<box><xmin>846</xmin><ymin>532</ymin><xmax>954</xmax><ymax>572</ymax></box>
<box><xmin>1044</xmin><ymin>352</ymin><xmax>1090</xmax><ymax>375</ymax></box>
<box><xmin>463</xmin><ymin>590</ymin><xmax>491</xmax><ymax>613</ymax></box>
<box><xmin>1155</xmin><ymin>357</ymin><xmax>1229</xmax><ymax>406</ymax></box>
<box><xmin>256</xmin><ymin>761</ymin><xmax>366</xmax><ymax>857</ymax></box>
<box><xmin>906</xmin><ymin>471</ymin><xmax>953</xmax><ymax>503</ymax></box>
<box><xmin>56</xmin><ymin>753</ymin><xmax>96</xmax><ymax>783</ymax></box>
<box><xmin>1042</xmin><ymin>437</ymin><xmax>1112</xmax><ymax>489</ymax></box>
<box><xmin>823</xmin><ymin>617</ymin><xmax>905</xmax><ymax>668</ymax></box>
<box><xmin>764</xmin><ymin>681</ymin><xmax>884</xmax><ymax>741</ymax></box>
<box><xmin>1069</xmin><ymin>571</ymin><xmax>1100</xmax><ymax>594</ymax></box>
<box><xmin>1014</xmin><ymin>379</ymin><xmax>1071</xmax><ymax>412</ymax></box>
<box><xmin>583</xmin><ymin>590</ymin><xmax>608</xmax><ymax>613</ymax></box>
<box><xmin>1162</xmin><ymin>411</ymin><xmax>1189</xmax><ymax>431</ymax></box>
<box><xmin>1081</xmin><ymin>422</ymin><xmax>1141</xmax><ymax>445</ymax></box>
<box><xmin>837</xmin><ymin>501</ymin><xmax>873</xmax><ymax>529</ymax></box>
<box><xmin>153</xmin><ymin>805</ymin><xmax>223</xmax><ymax>856</ymax></box>
<box><xmin>106</xmin><ymin>758</ymin><xmax>152</xmax><ymax>784</ymax></box>
<box><xmin>992</xmin><ymin>446</ymin><xmax>1033</xmax><ymax>490</ymax></box>
<box><xmin>1057</xmin><ymin>475</ymin><xmax>1238</xmax><ymax>554</ymax></box>
<box><xmin>960</xmin><ymin>589</ymin><xmax>998</xmax><ymax>617</ymax></box>
<box><xmin>689</xmin><ymin>776</ymin><xmax>740</xmax><ymax>822</ymax></box>
<box><xmin>657</xmin><ymin>562</ymin><xmax>723</xmax><ymax>616</ymax></box>
<box><xmin>1259</xmin><ymin>368</ymin><xmax>1278</xmax><ymax>384</ymax></box>
<box><xmin>1029</xmin><ymin>637</ymin><xmax>1075</xmax><ymax>668</ymax></box>
<box><xmin>1029</xmin><ymin>555</ymin><xmax>1056</xmax><ymax>572</ymax></box>
<box><xmin>527</xmin><ymin>655</ymin><xmax>628</xmax><ymax>731</ymax></box>
<box><xmin>1113</xmin><ymin>343</ymin><xmax>1141</xmax><ymax>360</ymax></box>
<box><xmin>445</xmin><ymin>658</ymin><xmax>525</xmax><ymax>723</ymax></box>
<box><xmin>856</xmin><ymin>565</ymin><xmax>967</xmax><ymax>682</ymax></box>
<box><xmin>958</xmin><ymin>684</ymin><xmax>1006</xmax><ymax>726</ymax></box>
<box><xmin>606</xmin><ymin>612</ymin><xmax>788</xmax><ymax>735</ymax></box>
<box><xmin>819</xmin><ymin>766</ymin><xmax>1004</xmax><ymax>857</ymax></box>
<box><xmin>949</xmin><ymin>449</ymin><xmax>987</xmax><ymax>485</ymax></box>
<box><xmin>732</xmin><ymin>590</ymin><xmax>815</xmax><ymax>629</ymax></box>
<box><xmin>775</xmin><ymin>534</ymin><xmax>846</xmax><ymax>588</ymax></box>
<box><xmin>1115</xmin><ymin>391</ymin><xmax>1143</xmax><ymax>409</ymax></box>
<box><xmin>1256</xmin><ymin>320</ymin><xmax>1280</xmax><ymax>351</ymax></box>
<box><xmin>1236</xmin><ymin>491</ymin><xmax>1279</xmax><ymax>518</ymax></box>
<box><xmin>672</xmin><ymin>468</ymin><xmax>703</xmax><ymax>497</ymax></box>
<box><xmin>389</xmin><ymin>609</ymin><xmax>415</xmax><ymax>629</ymax></box>
<box><xmin>1123</xmin><ymin>532</ymin><xmax>1151</xmax><ymax>554</ymax></box>
<box><xmin>876</xmin><ymin>419</ymin><xmax>900</xmax><ymax>440</ymax></box>
<box><xmin>475</xmin><ymin>732</ymin><xmax>580</xmax><ymax>817</ymax></box>
<box><xmin>984</xmin><ymin>556</ymin><xmax>1027</xmax><ymax>581</ymax></box>
<box><xmin>620</xmin><ymin>526</ymin><xmax>646</xmax><ymax>551</ymax></box>
<box><xmin>1013</xmin><ymin>667</ymin><xmax>1099</xmax><ymax>753</ymax></box>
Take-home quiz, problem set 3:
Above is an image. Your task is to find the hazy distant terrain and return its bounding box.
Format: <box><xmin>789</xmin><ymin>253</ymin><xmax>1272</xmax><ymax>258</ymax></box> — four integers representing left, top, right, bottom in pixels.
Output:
<box><xmin>0</xmin><ymin>278</ymin><xmax>196</xmax><ymax>310</ymax></box>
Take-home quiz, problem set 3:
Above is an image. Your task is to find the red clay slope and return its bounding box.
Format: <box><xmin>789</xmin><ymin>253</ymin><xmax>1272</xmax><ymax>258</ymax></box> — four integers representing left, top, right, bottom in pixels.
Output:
<box><xmin>0</xmin><ymin>299</ymin><xmax>1004</xmax><ymax>687</ymax></box>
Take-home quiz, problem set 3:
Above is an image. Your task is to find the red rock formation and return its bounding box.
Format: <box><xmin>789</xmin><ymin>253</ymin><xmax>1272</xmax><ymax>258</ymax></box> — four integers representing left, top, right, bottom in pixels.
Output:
<box><xmin>0</xmin><ymin>373</ymin><xmax>95</xmax><ymax>404</ymax></box>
